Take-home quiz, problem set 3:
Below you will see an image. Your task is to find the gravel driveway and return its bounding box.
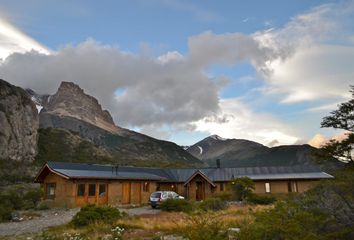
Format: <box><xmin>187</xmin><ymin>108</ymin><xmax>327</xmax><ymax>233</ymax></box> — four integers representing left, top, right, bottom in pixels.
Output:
<box><xmin>0</xmin><ymin>206</ymin><xmax>160</xmax><ymax>237</ymax></box>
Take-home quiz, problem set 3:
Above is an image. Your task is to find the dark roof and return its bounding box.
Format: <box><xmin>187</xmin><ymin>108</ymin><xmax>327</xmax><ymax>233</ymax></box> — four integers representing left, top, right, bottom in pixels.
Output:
<box><xmin>38</xmin><ymin>162</ymin><xmax>333</xmax><ymax>183</ymax></box>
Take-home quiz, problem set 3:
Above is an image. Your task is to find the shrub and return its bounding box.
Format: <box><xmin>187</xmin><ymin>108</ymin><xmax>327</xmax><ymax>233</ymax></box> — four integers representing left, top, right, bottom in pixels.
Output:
<box><xmin>230</xmin><ymin>177</ymin><xmax>255</xmax><ymax>201</ymax></box>
<box><xmin>36</xmin><ymin>201</ymin><xmax>50</xmax><ymax>210</ymax></box>
<box><xmin>247</xmin><ymin>194</ymin><xmax>276</xmax><ymax>205</ymax></box>
<box><xmin>198</xmin><ymin>198</ymin><xmax>227</xmax><ymax>211</ymax></box>
<box><xmin>24</xmin><ymin>188</ymin><xmax>43</xmax><ymax>206</ymax></box>
<box><xmin>179</xmin><ymin>214</ymin><xmax>228</xmax><ymax>240</ymax></box>
<box><xmin>160</xmin><ymin>199</ymin><xmax>193</xmax><ymax>213</ymax></box>
<box><xmin>0</xmin><ymin>203</ymin><xmax>12</xmax><ymax>222</ymax></box>
<box><xmin>71</xmin><ymin>205</ymin><xmax>122</xmax><ymax>227</ymax></box>
<box><xmin>213</xmin><ymin>192</ymin><xmax>233</xmax><ymax>201</ymax></box>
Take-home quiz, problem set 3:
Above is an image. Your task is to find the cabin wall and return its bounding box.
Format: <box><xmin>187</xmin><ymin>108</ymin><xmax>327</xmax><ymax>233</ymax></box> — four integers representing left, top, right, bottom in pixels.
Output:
<box><xmin>108</xmin><ymin>180</ymin><xmax>158</xmax><ymax>205</ymax></box>
<box><xmin>254</xmin><ymin>180</ymin><xmax>317</xmax><ymax>194</ymax></box>
<box><xmin>42</xmin><ymin>172</ymin><xmax>76</xmax><ymax>208</ymax></box>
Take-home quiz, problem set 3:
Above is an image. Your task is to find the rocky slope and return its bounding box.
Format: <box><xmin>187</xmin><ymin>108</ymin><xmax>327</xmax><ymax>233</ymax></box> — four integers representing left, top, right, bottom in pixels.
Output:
<box><xmin>187</xmin><ymin>135</ymin><xmax>340</xmax><ymax>169</ymax></box>
<box><xmin>36</xmin><ymin>82</ymin><xmax>203</xmax><ymax>167</ymax></box>
<box><xmin>0</xmin><ymin>79</ymin><xmax>38</xmax><ymax>162</ymax></box>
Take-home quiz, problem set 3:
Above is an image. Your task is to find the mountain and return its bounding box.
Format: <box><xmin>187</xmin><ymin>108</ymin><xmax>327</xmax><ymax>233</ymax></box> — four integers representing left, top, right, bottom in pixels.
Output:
<box><xmin>0</xmin><ymin>79</ymin><xmax>38</xmax><ymax>162</ymax></box>
<box><xmin>187</xmin><ymin>135</ymin><xmax>340</xmax><ymax>169</ymax></box>
<box><xmin>0</xmin><ymin>79</ymin><xmax>39</xmax><ymax>183</ymax></box>
<box><xmin>35</xmin><ymin>81</ymin><xmax>204</xmax><ymax>167</ymax></box>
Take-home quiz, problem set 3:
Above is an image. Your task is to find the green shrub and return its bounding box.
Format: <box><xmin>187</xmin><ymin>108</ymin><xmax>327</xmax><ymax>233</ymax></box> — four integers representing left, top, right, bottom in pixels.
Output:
<box><xmin>198</xmin><ymin>198</ymin><xmax>227</xmax><ymax>211</ymax></box>
<box><xmin>160</xmin><ymin>199</ymin><xmax>193</xmax><ymax>213</ymax></box>
<box><xmin>36</xmin><ymin>201</ymin><xmax>50</xmax><ymax>210</ymax></box>
<box><xmin>0</xmin><ymin>203</ymin><xmax>12</xmax><ymax>222</ymax></box>
<box><xmin>24</xmin><ymin>188</ymin><xmax>43</xmax><ymax>206</ymax></box>
<box><xmin>71</xmin><ymin>205</ymin><xmax>122</xmax><ymax>227</ymax></box>
<box><xmin>247</xmin><ymin>194</ymin><xmax>276</xmax><ymax>205</ymax></box>
<box><xmin>213</xmin><ymin>192</ymin><xmax>233</xmax><ymax>201</ymax></box>
<box><xmin>179</xmin><ymin>214</ymin><xmax>228</xmax><ymax>240</ymax></box>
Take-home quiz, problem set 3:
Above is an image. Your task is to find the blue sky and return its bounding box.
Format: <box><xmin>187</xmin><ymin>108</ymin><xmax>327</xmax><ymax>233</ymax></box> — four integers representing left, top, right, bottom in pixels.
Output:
<box><xmin>0</xmin><ymin>0</ymin><xmax>353</xmax><ymax>146</ymax></box>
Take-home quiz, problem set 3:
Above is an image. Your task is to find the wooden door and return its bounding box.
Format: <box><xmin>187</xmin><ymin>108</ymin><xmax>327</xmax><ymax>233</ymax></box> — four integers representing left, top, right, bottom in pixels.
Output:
<box><xmin>97</xmin><ymin>183</ymin><xmax>108</xmax><ymax>205</ymax></box>
<box><xmin>196</xmin><ymin>181</ymin><xmax>204</xmax><ymax>201</ymax></box>
<box><xmin>122</xmin><ymin>182</ymin><xmax>131</xmax><ymax>204</ymax></box>
<box><xmin>87</xmin><ymin>183</ymin><xmax>97</xmax><ymax>204</ymax></box>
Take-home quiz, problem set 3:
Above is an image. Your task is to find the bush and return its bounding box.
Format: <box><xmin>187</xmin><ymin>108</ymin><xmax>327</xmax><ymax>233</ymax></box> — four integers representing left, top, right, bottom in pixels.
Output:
<box><xmin>213</xmin><ymin>192</ymin><xmax>233</xmax><ymax>201</ymax></box>
<box><xmin>247</xmin><ymin>194</ymin><xmax>276</xmax><ymax>205</ymax></box>
<box><xmin>0</xmin><ymin>203</ymin><xmax>12</xmax><ymax>222</ymax></box>
<box><xmin>160</xmin><ymin>199</ymin><xmax>193</xmax><ymax>213</ymax></box>
<box><xmin>179</xmin><ymin>214</ymin><xmax>228</xmax><ymax>240</ymax></box>
<box><xmin>24</xmin><ymin>188</ymin><xmax>43</xmax><ymax>206</ymax></box>
<box><xmin>71</xmin><ymin>205</ymin><xmax>122</xmax><ymax>227</ymax></box>
<box><xmin>198</xmin><ymin>198</ymin><xmax>227</xmax><ymax>211</ymax></box>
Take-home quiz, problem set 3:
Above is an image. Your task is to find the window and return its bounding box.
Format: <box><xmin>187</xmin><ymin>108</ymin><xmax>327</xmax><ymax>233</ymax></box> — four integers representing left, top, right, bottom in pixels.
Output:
<box><xmin>88</xmin><ymin>184</ymin><xmax>96</xmax><ymax>196</ymax></box>
<box><xmin>220</xmin><ymin>183</ymin><xmax>224</xmax><ymax>191</ymax></box>
<box><xmin>46</xmin><ymin>183</ymin><xmax>56</xmax><ymax>199</ymax></box>
<box><xmin>77</xmin><ymin>183</ymin><xmax>85</xmax><ymax>197</ymax></box>
<box><xmin>143</xmin><ymin>182</ymin><xmax>150</xmax><ymax>192</ymax></box>
<box><xmin>288</xmin><ymin>181</ymin><xmax>298</xmax><ymax>193</ymax></box>
<box><xmin>99</xmin><ymin>184</ymin><xmax>106</xmax><ymax>197</ymax></box>
<box><xmin>265</xmin><ymin>182</ymin><xmax>271</xmax><ymax>193</ymax></box>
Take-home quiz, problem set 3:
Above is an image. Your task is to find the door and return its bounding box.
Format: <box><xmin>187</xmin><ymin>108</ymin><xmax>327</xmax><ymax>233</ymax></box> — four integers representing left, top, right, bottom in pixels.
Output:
<box><xmin>196</xmin><ymin>181</ymin><xmax>204</xmax><ymax>201</ymax></box>
<box><xmin>122</xmin><ymin>182</ymin><xmax>131</xmax><ymax>204</ymax></box>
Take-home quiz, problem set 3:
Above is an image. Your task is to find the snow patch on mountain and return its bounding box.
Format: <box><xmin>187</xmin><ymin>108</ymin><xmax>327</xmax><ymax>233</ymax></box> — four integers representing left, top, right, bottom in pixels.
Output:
<box><xmin>197</xmin><ymin>146</ymin><xmax>203</xmax><ymax>155</ymax></box>
<box><xmin>210</xmin><ymin>134</ymin><xmax>227</xmax><ymax>141</ymax></box>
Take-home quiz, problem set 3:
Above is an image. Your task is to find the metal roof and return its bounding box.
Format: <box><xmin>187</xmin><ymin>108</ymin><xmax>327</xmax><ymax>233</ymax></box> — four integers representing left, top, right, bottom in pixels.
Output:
<box><xmin>45</xmin><ymin>162</ymin><xmax>333</xmax><ymax>182</ymax></box>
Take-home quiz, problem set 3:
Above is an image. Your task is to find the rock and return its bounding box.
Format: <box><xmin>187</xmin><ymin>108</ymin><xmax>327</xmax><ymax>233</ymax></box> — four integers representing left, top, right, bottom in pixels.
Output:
<box><xmin>0</xmin><ymin>79</ymin><xmax>38</xmax><ymax>162</ymax></box>
<box><xmin>42</xmin><ymin>81</ymin><xmax>119</xmax><ymax>133</ymax></box>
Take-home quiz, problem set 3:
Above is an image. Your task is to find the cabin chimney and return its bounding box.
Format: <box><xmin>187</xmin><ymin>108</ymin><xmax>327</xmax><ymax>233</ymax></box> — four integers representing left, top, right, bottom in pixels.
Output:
<box><xmin>216</xmin><ymin>159</ymin><xmax>221</xmax><ymax>168</ymax></box>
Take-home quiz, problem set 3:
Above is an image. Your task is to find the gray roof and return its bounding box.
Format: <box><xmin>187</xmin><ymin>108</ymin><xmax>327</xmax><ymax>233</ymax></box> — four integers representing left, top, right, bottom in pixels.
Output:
<box><xmin>45</xmin><ymin>162</ymin><xmax>333</xmax><ymax>182</ymax></box>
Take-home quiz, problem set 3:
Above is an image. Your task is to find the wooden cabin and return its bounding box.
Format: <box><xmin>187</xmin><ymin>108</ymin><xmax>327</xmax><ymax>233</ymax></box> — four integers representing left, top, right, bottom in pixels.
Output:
<box><xmin>34</xmin><ymin>162</ymin><xmax>333</xmax><ymax>208</ymax></box>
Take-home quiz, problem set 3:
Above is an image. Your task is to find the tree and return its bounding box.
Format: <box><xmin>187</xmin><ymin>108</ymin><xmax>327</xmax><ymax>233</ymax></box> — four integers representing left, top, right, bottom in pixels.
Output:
<box><xmin>320</xmin><ymin>85</ymin><xmax>354</xmax><ymax>163</ymax></box>
<box><xmin>230</xmin><ymin>177</ymin><xmax>255</xmax><ymax>201</ymax></box>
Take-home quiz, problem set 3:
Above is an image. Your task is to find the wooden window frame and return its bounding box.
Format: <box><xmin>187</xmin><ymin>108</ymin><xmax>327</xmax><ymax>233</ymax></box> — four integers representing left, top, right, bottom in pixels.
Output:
<box><xmin>220</xmin><ymin>183</ymin><xmax>224</xmax><ymax>191</ymax></box>
<box><xmin>77</xmin><ymin>183</ymin><xmax>86</xmax><ymax>197</ymax></box>
<box><xmin>265</xmin><ymin>182</ymin><xmax>271</xmax><ymax>193</ymax></box>
<box><xmin>88</xmin><ymin>183</ymin><xmax>96</xmax><ymax>197</ymax></box>
<box><xmin>46</xmin><ymin>183</ymin><xmax>56</xmax><ymax>199</ymax></box>
<box><xmin>143</xmin><ymin>182</ymin><xmax>150</xmax><ymax>192</ymax></box>
<box><xmin>99</xmin><ymin>183</ymin><xmax>106</xmax><ymax>197</ymax></box>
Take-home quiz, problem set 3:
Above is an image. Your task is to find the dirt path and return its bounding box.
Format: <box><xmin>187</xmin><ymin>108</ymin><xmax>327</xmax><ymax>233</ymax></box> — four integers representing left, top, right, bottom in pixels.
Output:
<box><xmin>0</xmin><ymin>206</ymin><xmax>160</xmax><ymax>237</ymax></box>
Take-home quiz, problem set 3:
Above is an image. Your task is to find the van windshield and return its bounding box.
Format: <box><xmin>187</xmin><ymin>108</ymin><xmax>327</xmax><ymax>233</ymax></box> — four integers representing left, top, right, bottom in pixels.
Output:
<box><xmin>151</xmin><ymin>192</ymin><xmax>161</xmax><ymax>198</ymax></box>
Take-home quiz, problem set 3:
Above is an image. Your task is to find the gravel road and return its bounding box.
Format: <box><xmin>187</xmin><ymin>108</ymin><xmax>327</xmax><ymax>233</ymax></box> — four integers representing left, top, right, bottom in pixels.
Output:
<box><xmin>0</xmin><ymin>206</ymin><xmax>160</xmax><ymax>237</ymax></box>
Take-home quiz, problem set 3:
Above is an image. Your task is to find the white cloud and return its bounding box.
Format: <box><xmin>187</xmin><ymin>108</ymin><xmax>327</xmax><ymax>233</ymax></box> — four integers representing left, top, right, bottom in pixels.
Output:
<box><xmin>254</xmin><ymin>2</ymin><xmax>354</xmax><ymax>104</ymax></box>
<box><xmin>0</xmin><ymin>18</ymin><xmax>50</xmax><ymax>60</ymax></box>
<box><xmin>194</xmin><ymin>98</ymin><xmax>299</xmax><ymax>146</ymax></box>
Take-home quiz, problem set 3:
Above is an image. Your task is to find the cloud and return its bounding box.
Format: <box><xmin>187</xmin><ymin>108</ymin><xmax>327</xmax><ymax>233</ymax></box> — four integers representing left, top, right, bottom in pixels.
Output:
<box><xmin>0</xmin><ymin>18</ymin><xmax>50</xmax><ymax>60</ymax></box>
<box><xmin>308</xmin><ymin>132</ymin><xmax>349</xmax><ymax>148</ymax></box>
<box><xmin>254</xmin><ymin>1</ymin><xmax>354</xmax><ymax>103</ymax></box>
<box><xmin>194</xmin><ymin>98</ymin><xmax>299</xmax><ymax>146</ymax></box>
<box><xmin>0</xmin><ymin>39</ymin><xmax>221</xmax><ymax>128</ymax></box>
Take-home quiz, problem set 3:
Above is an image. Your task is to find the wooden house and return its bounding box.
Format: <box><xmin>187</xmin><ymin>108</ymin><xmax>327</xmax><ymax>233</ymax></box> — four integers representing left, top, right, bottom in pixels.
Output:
<box><xmin>34</xmin><ymin>162</ymin><xmax>333</xmax><ymax>208</ymax></box>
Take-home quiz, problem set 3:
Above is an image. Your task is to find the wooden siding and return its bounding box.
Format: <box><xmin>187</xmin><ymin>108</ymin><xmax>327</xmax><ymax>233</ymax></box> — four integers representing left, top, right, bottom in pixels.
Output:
<box><xmin>41</xmin><ymin>170</ymin><xmax>321</xmax><ymax>207</ymax></box>
<box><xmin>42</xmin><ymin>172</ymin><xmax>76</xmax><ymax>208</ymax></box>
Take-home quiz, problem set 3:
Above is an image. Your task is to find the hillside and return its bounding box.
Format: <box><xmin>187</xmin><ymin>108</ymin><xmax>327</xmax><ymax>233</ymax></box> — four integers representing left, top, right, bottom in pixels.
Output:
<box><xmin>187</xmin><ymin>135</ymin><xmax>341</xmax><ymax>169</ymax></box>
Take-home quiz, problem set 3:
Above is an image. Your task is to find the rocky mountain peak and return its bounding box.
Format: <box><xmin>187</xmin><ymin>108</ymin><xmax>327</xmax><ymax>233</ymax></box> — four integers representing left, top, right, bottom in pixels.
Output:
<box><xmin>43</xmin><ymin>81</ymin><xmax>118</xmax><ymax>133</ymax></box>
<box><xmin>208</xmin><ymin>134</ymin><xmax>227</xmax><ymax>141</ymax></box>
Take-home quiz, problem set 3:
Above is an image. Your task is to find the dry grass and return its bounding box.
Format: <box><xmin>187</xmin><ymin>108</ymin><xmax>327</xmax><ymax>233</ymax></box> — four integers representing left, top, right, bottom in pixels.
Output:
<box><xmin>117</xmin><ymin>204</ymin><xmax>272</xmax><ymax>233</ymax></box>
<box><xmin>0</xmin><ymin>204</ymin><xmax>272</xmax><ymax>240</ymax></box>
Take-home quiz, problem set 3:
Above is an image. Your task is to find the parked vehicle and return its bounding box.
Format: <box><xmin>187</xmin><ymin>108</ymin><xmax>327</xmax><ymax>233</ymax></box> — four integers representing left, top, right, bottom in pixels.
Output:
<box><xmin>149</xmin><ymin>191</ymin><xmax>184</xmax><ymax>208</ymax></box>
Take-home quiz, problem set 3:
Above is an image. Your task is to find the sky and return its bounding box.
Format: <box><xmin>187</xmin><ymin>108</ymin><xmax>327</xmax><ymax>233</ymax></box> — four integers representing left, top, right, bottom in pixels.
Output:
<box><xmin>0</xmin><ymin>0</ymin><xmax>353</xmax><ymax>147</ymax></box>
